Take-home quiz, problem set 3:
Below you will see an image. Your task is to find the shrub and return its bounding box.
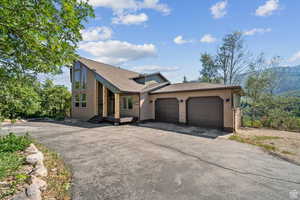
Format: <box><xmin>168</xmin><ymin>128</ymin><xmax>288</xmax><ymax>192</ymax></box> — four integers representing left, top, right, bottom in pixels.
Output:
<box><xmin>0</xmin><ymin>133</ymin><xmax>31</xmax><ymax>153</ymax></box>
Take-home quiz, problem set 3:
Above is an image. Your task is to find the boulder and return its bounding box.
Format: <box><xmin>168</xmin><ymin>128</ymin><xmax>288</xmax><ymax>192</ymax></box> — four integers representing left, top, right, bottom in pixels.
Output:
<box><xmin>25</xmin><ymin>144</ymin><xmax>39</xmax><ymax>154</ymax></box>
<box><xmin>33</xmin><ymin>161</ymin><xmax>48</xmax><ymax>177</ymax></box>
<box><xmin>26</xmin><ymin>184</ymin><xmax>42</xmax><ymax>200</ymax></box>
<box><xmin>26</xmin><ymin>151</ymin><xmax>44</xmax><ymax>165</ymax></box>
<box><xmin>12</xmin><ymin>191</ymin><xmax>29</xmax><ymax>200</ymax></box>
<box><xmin>31</xmin><ymin>176</ymin><xmax>47</xmax><ymax>191</ymax></box>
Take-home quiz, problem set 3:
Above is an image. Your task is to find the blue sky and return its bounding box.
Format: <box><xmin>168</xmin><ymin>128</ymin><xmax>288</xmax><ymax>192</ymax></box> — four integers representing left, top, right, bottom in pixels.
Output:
<box><xmin>50</xmin><ymin>0</ymin><xmax>300</xmax><ymax>88</ymax></box>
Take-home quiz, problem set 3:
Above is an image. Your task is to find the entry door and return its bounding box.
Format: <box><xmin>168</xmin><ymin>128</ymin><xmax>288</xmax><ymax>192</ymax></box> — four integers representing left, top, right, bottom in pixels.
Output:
<box><xmin>187</xmin><ymin>97</ymin><xmax>223</xmax><ymax>129</ymax></box>
<box><xmin>155</xmin><ymin>98</ymin><xmax>179</xmax><ymax>123</ymax></box>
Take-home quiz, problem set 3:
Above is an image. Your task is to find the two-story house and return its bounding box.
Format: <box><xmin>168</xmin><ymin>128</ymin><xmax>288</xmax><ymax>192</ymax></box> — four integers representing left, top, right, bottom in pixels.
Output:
<box><xmin>71</xmin><ymin>57</ymin><xmax>242</xmax><ymax>131</ymax></box>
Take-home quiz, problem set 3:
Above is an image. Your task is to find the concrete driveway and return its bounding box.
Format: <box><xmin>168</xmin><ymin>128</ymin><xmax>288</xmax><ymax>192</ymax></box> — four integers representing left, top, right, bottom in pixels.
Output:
<box><xmin>1</xmin><ymin>121</ymin><xmax>300</xmax><ymax>200</ymax></box>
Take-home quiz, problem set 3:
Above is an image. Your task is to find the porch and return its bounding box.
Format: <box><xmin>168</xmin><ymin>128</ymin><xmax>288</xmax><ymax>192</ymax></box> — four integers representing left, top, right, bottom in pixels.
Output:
<box><xmin>96</xmin><ymin>81</ymin><xmax>138</xmax><ymax>124</ymax></box>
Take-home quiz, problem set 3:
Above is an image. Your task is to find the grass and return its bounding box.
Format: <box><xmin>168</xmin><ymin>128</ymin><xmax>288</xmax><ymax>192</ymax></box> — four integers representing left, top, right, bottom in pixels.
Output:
<box><xmin>229</xmin><ymin>134</ymin><xmax>280</xmax><ymax>152</ymax></box>
<box><xmin>35</xmin><ymin>143</ymin><xmax>71</xmax><ymax>200</ymax></box>
<box><xmin>0</xmin><ymin>133</ymin><xmax>71</xmax><ymax>200</ymax></box>
<box><xmin>0</xmin><ymin>133</ymin><xmax>32</xmax><ymax>199</ymax></box>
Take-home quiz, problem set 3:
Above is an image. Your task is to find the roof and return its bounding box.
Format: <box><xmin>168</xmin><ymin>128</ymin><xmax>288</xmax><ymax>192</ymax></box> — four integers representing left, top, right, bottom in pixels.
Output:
<box><xmin>79</xmin><ymin>57</ymin><xmax>145</xmax><ymax>93</ymax></box>
<box><xmin>150</xmin><ymin>82</ymin><xmax>241</xmax><ymax>94</ymax></box>
<box><xmin>132</xmin><ymin>72</ymin><xmax>169</xmax><ymax>82</ymax></box>
<box><xmin>141</xmin><ymin>82</ymin><xmax>170</xmax><ymax>93</ymax></box>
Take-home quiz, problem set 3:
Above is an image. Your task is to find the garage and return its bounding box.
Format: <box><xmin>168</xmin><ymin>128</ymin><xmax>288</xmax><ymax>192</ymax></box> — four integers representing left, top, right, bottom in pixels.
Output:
<box><xmin>155</xmin><ymin>98</ymin><xmax>179</xmax><ymax>123</ymax></box>
<box><xmin>187</xmin><ymin>97</ymin><xmax>223</xmax><ymax>129</ymax></box>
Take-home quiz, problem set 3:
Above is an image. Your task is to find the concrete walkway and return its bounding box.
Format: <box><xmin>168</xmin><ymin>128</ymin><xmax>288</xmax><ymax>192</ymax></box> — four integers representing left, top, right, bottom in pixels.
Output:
<box><xmin>1</xmin><ymin>121</ymin><xmax>300</xmax><ymax>200</ymax></box>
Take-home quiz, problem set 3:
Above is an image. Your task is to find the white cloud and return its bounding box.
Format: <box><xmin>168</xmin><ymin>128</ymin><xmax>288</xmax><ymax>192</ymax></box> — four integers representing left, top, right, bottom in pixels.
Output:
<box><xmin>255</xmin><ymin>0</ymin><xmax>279</xmax><ymax>16</ymax></box>
<box><xmin>142</xmin><ymin>0</ymin><xmax>171</xmax><ymax>15</ymax></box>
<box><xmin>78</xmin><ymin>40</ymin><xmax>156</xmax><ymax>65</ymax></box>
<box><xmin>243</xmin><ymin>28</ymin><xmax>272</xmax><ymax>36</ymax></box>
<box><xmin>80</xmin><ymin>26</ymin><xmax>113</xmax><ymax>41</ymax></box>
<box><xmin>200</xmin><ymin>34</ymin><xmax>217</xmax><ymax>43</ymax></box>
<box><xmin>210</xmin><ymin>1</ymin><xmax>228</xmax><ymax>19</ymax></box>
<box><xmin>173</xmin><ymin>35</ymin><xmax>191</xmax><ymax>45</ymax></box>
<box><xmin>132</xmin><ymin>65</ymin><xmax>179</xmax><ymax>73</ymax></box>
<box><xmin>87</xmin><ymin>0</ymin><xmax>170</xmax><ymax>15</ymax></box>
<box><xmin>112</xmin><ymin>13</ymin><xmax>148</xmax><ymax>25</ymax></box>
<box><xmin>288</xmin><ymin>51</ymin><xmax>300</xmax><ymax>63</ymax></box>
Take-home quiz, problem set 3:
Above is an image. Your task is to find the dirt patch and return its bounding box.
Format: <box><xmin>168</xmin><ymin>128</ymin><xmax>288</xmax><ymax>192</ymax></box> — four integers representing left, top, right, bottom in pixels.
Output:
<box><xmin>233</xmin><ymin>128</ymin><xmax>300</xmax><ymax>164</ymax></box>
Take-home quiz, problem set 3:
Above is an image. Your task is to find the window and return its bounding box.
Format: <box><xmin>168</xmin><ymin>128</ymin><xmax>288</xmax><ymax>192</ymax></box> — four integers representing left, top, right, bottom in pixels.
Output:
<box><xmin>74</xmin><ymin>93</ymin><xmax>87</xmax><ymax>108</ymax></box>
<box><xmin>81</xmin><ymin>94</ymin><xmax>87</xmax><ymax>107</ymax></box>
<box><xmin>122</xmin><ymin>96</ymin><xmax>133</xmax><ymax>110</ymax></box>
<box><xmin>128</xmin><ymin>97</ymin><xmax>133</xmax><ymax>109</ymax></box>
<box><xmin>73</xmin><ymin>62</ymin><xmax>87</xmax><ymax>89</ymax></box>
<box><xmin>74</xmin><ymin>94</ymin><xmax>80</xmax><ymax>107</ymax></box>
<box><xmin>82</xmin><ymin>67</ymin><xmax>87</xmax><ymax>89</ymax></box>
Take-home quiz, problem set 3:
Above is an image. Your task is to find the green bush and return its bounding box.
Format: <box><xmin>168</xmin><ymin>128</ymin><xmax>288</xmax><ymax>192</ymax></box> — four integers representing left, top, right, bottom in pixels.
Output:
<box><xmin>0</xmin><ymin>133</ymin><xmax>31</xmax><ymax>153</ymax></box>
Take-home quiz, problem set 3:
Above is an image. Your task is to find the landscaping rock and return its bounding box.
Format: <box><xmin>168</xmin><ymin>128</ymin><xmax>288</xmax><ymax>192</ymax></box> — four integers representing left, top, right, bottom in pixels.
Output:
<box><xmin>25</xmin><ymin>144</ymin><xmax>39</xmax><ymax>154</ymax></box>
<box><xmin>12</xmin><ymin>191</ymin><xmax>29</xmax><ymax>200</ymax></box>
<box><xmin>26</xmin><ymin>151</ymin><xmax>44</xmax><ymax>165</ymax></box>
<box><xmin>26</xmin><ymin>184</ymin><xmax>42</xmax><ymax>200</ymax></box>
<box><xmin>31</xmin><ymin>175</ymin><xmax>47</xmax><ymax>191</ymax></box>
<box><xmin>33</xmin><ymin>161</ymin><xmax>48</xmax><ymax>177</ymax></box>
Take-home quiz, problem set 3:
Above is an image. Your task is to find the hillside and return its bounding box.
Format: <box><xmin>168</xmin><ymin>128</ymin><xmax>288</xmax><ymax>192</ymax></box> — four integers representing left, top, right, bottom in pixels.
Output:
<box><xmin>272</xmin><ymin>65</ymin><xmax>300</xmax><ymax>95</ymax></box>
<box><xmin>239</xmin><ymin>65</ymin><xmax>300</xmax><ymax>96</ymax></box>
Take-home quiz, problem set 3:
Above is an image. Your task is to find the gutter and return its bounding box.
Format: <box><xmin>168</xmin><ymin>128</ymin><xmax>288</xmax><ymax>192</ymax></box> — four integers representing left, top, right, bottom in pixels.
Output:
<box><xmin>150</xmin><ymin>86</ymin><xmax>242</xmax><ymax>95</ymax></box>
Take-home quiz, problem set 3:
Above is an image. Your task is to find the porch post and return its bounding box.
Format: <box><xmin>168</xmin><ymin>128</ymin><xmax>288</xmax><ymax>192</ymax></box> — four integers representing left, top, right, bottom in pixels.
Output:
<box><xmin>114</xmin><ymin>93</ymin><xmax>120</xmax><ymax>120</ymax></box>
<box><xmin>103</xmin><ymin>86</ymin><xmax>108</xmax><ymax>117</ymax></box>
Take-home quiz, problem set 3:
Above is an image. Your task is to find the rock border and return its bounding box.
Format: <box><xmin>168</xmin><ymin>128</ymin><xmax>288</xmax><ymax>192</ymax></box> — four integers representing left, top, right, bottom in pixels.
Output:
<box><xmin>12</xmin><ymin>144</ymin><xmax>48</xmax><ymax>200</ymax></box>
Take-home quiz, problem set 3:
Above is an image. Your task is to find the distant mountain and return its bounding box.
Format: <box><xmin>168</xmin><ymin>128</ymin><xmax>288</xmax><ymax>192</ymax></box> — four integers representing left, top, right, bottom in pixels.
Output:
<box><xmin>240</xmin><ymin>65</ymin><xmax>300</xmax><ymax>96</ymax></box>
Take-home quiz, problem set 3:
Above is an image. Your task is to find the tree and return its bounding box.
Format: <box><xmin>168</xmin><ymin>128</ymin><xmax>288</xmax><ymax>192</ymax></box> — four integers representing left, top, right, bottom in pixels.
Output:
<box><xmin>215</xmin><ymin>32</ymin><xmax>248</xmax><ymax>85</ymax></box>
<box><xmin>0</xmin><ymin>0</ymin><xmax>94</xmax><ymax>75</ymax></box>
<box><xmin>40</xmin><ymin>80</ymin><xmax>71</xmax><ymax>118</ymax></box>
<box><xmin>199</xmin><ymin>53</ymin><xmax>220</xmax><ymax>83</ymax></box>
<box><xmin>183</xmin><ymin>76</ymin><xmax>188</xmax><ymax>83</ymax></box>
<box><xmin>243</xmin><ymin>54</ymin><xmax>280</xmax><ymax>126</ymax></box>
<box><xmin>0</xmin><ymin>71</ymin><xmax>41</xmax><ymax>119</ymax></box>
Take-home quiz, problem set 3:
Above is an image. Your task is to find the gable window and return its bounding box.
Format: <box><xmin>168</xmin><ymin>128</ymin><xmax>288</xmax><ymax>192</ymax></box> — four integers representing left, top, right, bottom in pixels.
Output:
<box><xmin>122</xmin><ymin>96</ymin><xmax>133</xmax><ymax>110</ymax></box>
<box><xmin>73</xmin><ymin>62</ymin><xmax>87</xmax><ymax>89</ymax></box>
<box><xmin>74</xmin><ymin>93</ymin><xmax>87</xmax><ymax>108</ymax></box>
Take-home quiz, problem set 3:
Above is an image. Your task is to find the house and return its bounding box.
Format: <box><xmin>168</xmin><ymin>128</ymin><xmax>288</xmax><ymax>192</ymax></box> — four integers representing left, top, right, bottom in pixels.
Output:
<box><xmin>71</xmin><ymin>57</ymin><xmax>242</xmax><ymax>131</ymax></box>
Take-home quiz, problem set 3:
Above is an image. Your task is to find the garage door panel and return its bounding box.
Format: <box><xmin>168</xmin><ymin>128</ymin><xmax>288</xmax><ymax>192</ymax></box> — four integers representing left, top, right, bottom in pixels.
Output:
<box><xmin>187</xmin><ymin>97</ymin><xmax>223</xmax><ymax>129</ymax></box>
<box><xmin>155</xmin><ymin>98</ymin><xmax>179</xmax><ymax>123</ymax></box>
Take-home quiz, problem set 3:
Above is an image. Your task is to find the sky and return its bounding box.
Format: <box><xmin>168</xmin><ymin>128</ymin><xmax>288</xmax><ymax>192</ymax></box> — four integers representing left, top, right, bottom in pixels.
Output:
<box><xmin>49</xmin><ymin>0</ymin><xmax>300</xmax><ymax>88</ymax></box>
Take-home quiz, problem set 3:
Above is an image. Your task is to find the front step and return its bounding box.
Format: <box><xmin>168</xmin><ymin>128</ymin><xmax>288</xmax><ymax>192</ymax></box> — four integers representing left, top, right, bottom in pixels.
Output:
<box><xmin>88</xmin><ymin>115</ymin><xmax>103</xmax><ymax>123</ymax></box>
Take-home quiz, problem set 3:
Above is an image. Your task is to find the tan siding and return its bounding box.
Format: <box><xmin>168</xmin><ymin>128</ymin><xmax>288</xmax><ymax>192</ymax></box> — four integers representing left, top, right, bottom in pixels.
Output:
<box><xmin>149</xmin><ymin>89</ymin><xmax>235</xmax><ymax>129</ymax></box>
<box><xmin>140</xmin><ymin>93</ymin><xmax>153</xmax><ymax>120</ymax></box>
<box><xmin>71</xmin><ymin>68</ymin><xmax>97</xmax><ymax>121</ymax></box>
<box><xmin>120</xmin><ymin>94</ymin><xmax>140</xmax><ymax>118</ymax></box>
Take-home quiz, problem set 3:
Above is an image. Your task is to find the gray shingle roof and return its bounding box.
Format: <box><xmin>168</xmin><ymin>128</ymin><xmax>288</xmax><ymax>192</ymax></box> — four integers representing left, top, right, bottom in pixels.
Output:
<box><xmin>79</xmin><ymin>57</ymin><xmax>145</xmax><ymax>93</ymax></box>
<box><xmin>150</xmin><ymin>82</ymin><xmax>241</xmax><ymax>94</ymax></box>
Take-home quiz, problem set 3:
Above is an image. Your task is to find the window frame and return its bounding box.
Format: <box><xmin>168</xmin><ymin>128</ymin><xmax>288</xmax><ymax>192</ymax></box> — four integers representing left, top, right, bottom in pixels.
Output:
<box><xmin>122</xmin><ymin>96</ymin><xmax>133</xmax><ymax>110</ymax></box>
<box><xmin>74</xmin><ymin>94</ymin><xmax>80</xmax><ymax>107</ymax></box>
<box><xmin>73</xmin><ymin>62</ymin><xmax>88</xmax><ymax>90</ymax></box>
<box><xmin>81</xmin><ymin>94</ymin><xmax>87</xmax><ymax>108</ymax></box>
<box><xmin>74</xmin><ymin>93</ymin><xmax>87</xmax><ymax>108</ymax></box>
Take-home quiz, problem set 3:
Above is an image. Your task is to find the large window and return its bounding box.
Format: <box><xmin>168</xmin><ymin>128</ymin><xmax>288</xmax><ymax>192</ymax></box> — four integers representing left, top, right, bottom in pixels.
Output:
<box><xmin>74</xmin><ymin>94</ymin><xmax>87</xmax><ymax>108</ymax></box>
<box><xmin>122</xmin><ymin>96</ymin><xmax>133</xmax><ymax>110</ymax></box>
<box><xmin>74</xmin><ymin>62</ymin><xmax>87</xmax><ymax>89</ymax></box>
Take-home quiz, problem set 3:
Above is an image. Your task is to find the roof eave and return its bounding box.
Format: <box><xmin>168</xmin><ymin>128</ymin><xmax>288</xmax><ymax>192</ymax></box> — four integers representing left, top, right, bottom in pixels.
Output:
<box><xmin>150</xmin><ymin>86</ymin><xmax>242</xmax><ymax>95</ymax></box>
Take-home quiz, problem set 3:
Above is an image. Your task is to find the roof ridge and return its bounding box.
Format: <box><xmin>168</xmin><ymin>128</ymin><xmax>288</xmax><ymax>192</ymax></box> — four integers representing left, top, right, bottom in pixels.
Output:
<box><xmin>79</xmin><ymin>57</ymin><xmax>140</xmax><ymax>75</ymax></box>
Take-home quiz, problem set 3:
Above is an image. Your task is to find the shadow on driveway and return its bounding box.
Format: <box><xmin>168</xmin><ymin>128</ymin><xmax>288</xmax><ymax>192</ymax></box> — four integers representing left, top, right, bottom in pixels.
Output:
<box><xmin>136</xmin><ymin>121</ymin><xmax>231</xmax><ymax>139</ymax></box>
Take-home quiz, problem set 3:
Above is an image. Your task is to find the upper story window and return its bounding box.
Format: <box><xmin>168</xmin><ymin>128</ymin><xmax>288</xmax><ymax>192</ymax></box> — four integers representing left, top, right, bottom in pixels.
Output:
<box><xmin>74</xmin><ymin>62</ymin><xmax>87</xmax><ymax>90</ymax></box>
